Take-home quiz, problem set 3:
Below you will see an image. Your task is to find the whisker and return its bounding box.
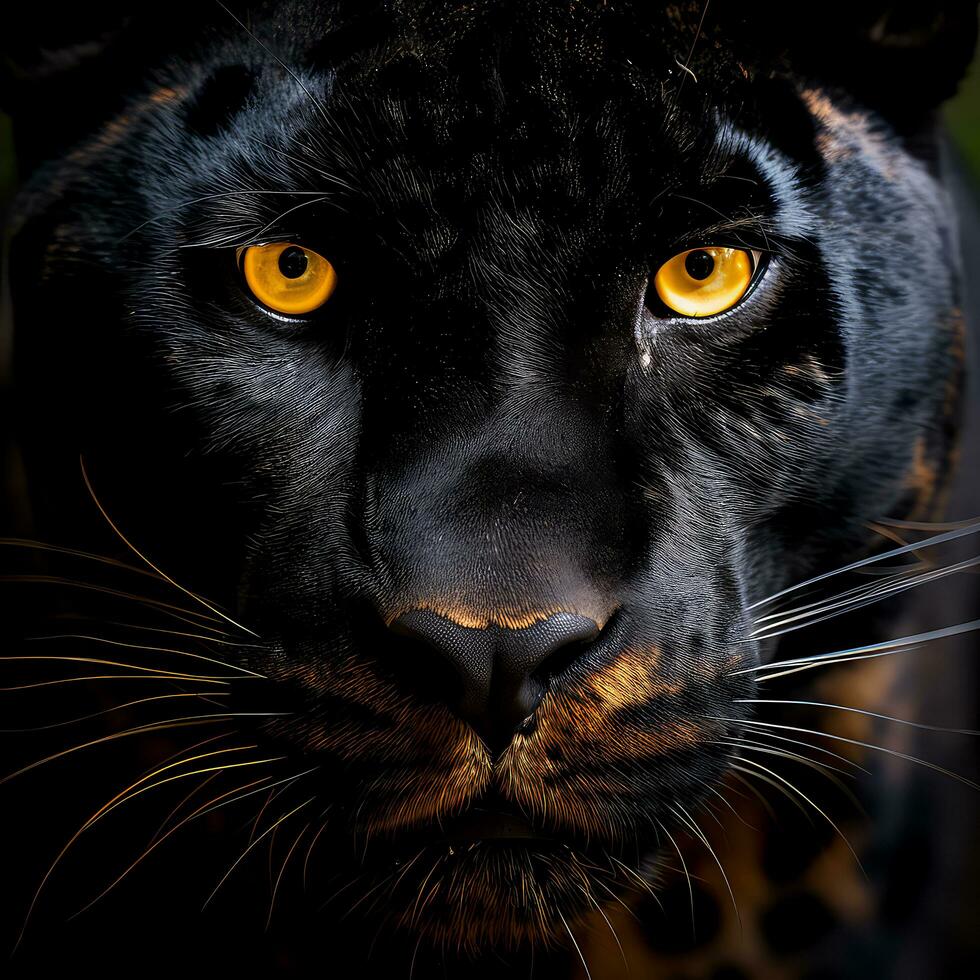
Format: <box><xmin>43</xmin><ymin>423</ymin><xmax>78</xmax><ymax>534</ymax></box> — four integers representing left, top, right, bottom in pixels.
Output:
<box><xmin>69</xmin><ymin>770</ymin><xmax>312</xmax><ymax>919</ymax></box>
<box><xmin>342</xmin><ymin>864</ymin><xmax>406</xmax><ymax>922</ymax></box>
<box><xmin>0</xmin><ymin>537</ymin><xmax>171</xmax><ymax>583</ymax></box>
<box><xmin>214</xmin><ymin>0</ymin><xmax>330</xmax><ymax>123</ymax></box>
<box><xmin>587</xmin><ymin>892</ymin><xmax>629</xmax><ymax>972</ymax></box>
<box><xmin>738</xmin><ymin>699</ymin><xmax>979</xmax><ymax>736</ymax></box>
<box><xmin>14</xmin><ymin>747</ymin><xmax>278</xmax><ymax>948</ymax></box>
<box><xmin>182</xmin><ymin>194</ymin><xmax>333</xmax><ymax>250</ymax></box>
<box><xmin>875</xmin><ymin>516</ymin><xmax>980</xmax><ymax>531</ymax></box>
<box><xmin>203</xmin><ymin>796</ymin><xmax>316</xmax><ymax>910</ymax></box>
<box><xmin>704</xmin><ymin>781</ymin><xmax>757</xmax><ymax>830</ymax></box>
<box><xmin>97</xmin><ymin>620</ymin><xmax>258</xmax><ymax>646</ymax></box>
<box><xmin>0</xmin><ymin>576</ymin><xmax>225</xmax><ymax>626</ymax></box>
<box><xmin>717</xmin><ymin>738</ymin><xmax>856</xmax><ymax>780</ymax></box>
<box><xmin>725</xmin><ymin>735</ymin><xmax>870</xmax><ymax>819</ymax></box>
<box><xmin>119</xmin><ymin>189</ymin><xmax>333</xmax><ymax>242</ymax></box>
<box><xmin>557</xmin><ymin>907</ymin><xmax>593</xmax><ymax>980</ymax></box>
<box><xmin>53</xmin><ymin>611</ymin><xmax>230</xmax><ymax>640</ymax></box>
<box><xmin>138</xmin><ymin>731</ymin><xmax>236</xmax><ymax>775</ymax></box>
<box><xmin>408</xmin><ymin>855</ymin><xmax>445</xmax><ymax>927</ymax></box>
<box><xmin>728</xmin><ymin>762</ymin><xmax>811</xmax><ymax>822</ymax></box>
<box><xmin>302</xmin><ymin>813</ymin><xmax>331</xmax><ymax>891</ymax></box>
<box><xmin>0</xmin><ymin>673</ymin><xmax>229</xmax><ymax>692</ymax></box>
<box><xmin>735</xmin><ymin>619</ymin><xmax>980</xmax><ymax>680</ymax></box>
<box><xmin>727</xmin><ymin>756</ymin><xmax>863</xmax><ymax>871</ymax></box>
<box><xmin>655</xmin><ymin>820</ymin><xmax>695</xmax><ymax>929</ymax></box>
<box><xmin>608</xmin><ymin>855</ymin><xmax>656</xmax><ymax>899</ymax></box>
<box><xmin>751</xmin><ymin>570</ymin><xmax>920</xmax><ymax>626</ymax></box>
<box><xmin>80</xmin><ymin>457</ymin><xmax>258</xmax><ymax>638</ymax></box>
<box><xmin>2</xmin><ymin>652</ymin><xmax>210</xmax><ymax>678</ymax></box>
<box><xmin>0</xmin><ymin>690</ymin><xmax>228</xmax><ymax>732</ymax></box>
<box><xmin>145</xmin><ymin>770</ymin><xmax>223</xmax><ymax>847</ymax></box>
<box><xmin>266</xmin><ymin>821</ymin><xmax>310</xmax><ymax>930</ymax></box>
<box><xmin>748</xmin><ymin>520</ymin><xmax>980</xmax><ymax>611</ymax></box>
<box><xmin>249</xmin><ymin>784</ymin><xmax>288</xmax><ymax>844</ymax></box>
<box><xmin>739</xmin><ymin>718</ymin><xmax>980</xmax><ymax>790</ymax></box>
<box><xmin>727</xmin><ymin>770</ymin><xmax>777</xmax><ymax>821</ymax></box>
<box><xmin>193</xmin><ymin>770</ymin><xmax>316</xmax><ymax>822</ymax></box>
<box><xmin>25</xmin><ymin>632</ymin><xmax>265</xmax><ymax>677</ymax></box>
<box><xmin>670</xmin><ymin>802</ymin><xmax>741</xmax><ymax>931</ymax></box>
<box><xmin>0</xmin><ymin>714</ymin><xmax>285</xmax><ymax>786</ymax></box>
<box><xmin>88</xmin><ymin>753</ymin><xmax>284</xmax><ymax>832</ymax></box>
<box><xmin>722</xmin><ymin>738</ymin><xmax>864</xmax><ymax>814</ymax></box>
<box><xmin>590</xmin><ymin>873</ymin><xmax>646</xmax><ymax>924</ymax></box>
<box><xmin>246</xmin><ymin>136</ymin><xmax>353</xmax><ymax>190</ymax></box>
<box><xmin>702</xmin><ymin>715</ymin><xmax>870</xmax><ymax>775</ymax></box>
<box><xmin>751</xmin><ymin>555</ymin><xmax>980</xmax><ymax>640</ymax></box>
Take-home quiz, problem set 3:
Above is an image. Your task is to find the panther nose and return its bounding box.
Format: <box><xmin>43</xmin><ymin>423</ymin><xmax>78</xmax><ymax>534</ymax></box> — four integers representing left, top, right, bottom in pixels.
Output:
<box><xmin>391</xmin><ymin>609</ymin><xmax>600</xmax><ymax>753</ymax></box>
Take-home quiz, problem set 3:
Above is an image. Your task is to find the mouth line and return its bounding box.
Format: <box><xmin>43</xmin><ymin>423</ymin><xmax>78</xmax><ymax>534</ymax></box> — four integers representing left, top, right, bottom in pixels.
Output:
<box><xmin>370</xmin><ymin>800</ymin><xmax>641</xmax><ymax>865</ymax></box>
<box><xmin>436</xmin><ymin>805</ymin><xmax>553</xmax><ymax>844</ymax></box>
<box><xmin>363</xmin><ymin>801</ymin><xmax>570</xmax><ymax>858</ymax></box>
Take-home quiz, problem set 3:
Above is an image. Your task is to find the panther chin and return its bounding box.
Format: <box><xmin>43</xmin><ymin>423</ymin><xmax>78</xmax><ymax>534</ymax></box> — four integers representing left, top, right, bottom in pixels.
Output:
<box><xmin>330</xmin><ymin>798</ymin><xmax>666</xmax><ymax>954</ymax></box>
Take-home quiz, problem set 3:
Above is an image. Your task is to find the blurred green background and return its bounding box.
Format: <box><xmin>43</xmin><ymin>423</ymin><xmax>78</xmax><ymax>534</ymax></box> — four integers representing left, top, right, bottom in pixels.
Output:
<box><xmin>947</xmin><ymin>51</ymin><xmax>980</xmax><ymax>180</ymax></box>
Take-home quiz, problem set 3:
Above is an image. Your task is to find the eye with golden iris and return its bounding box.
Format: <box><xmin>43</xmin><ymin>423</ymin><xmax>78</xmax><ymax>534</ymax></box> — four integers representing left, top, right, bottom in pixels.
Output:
<box><xmin>652</xmin><ymin>246</ymin><xmax>758</xmax><ymax>318</ymax></box>
<box><xmin>240</xmin><ymin>242</ymin><xmax>337</xmax><ymax>315</ymax></box>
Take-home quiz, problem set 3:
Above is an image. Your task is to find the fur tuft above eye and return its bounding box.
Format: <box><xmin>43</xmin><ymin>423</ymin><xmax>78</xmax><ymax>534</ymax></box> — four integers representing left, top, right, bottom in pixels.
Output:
<box><xmin>239</xmin><ymin>242</ymin><xmax>337</xmax><ymax>315</ymax></box>
<box><xmin>651</xmin><ymin>247</ymin><xmax>760</xmax><ymax>318</ymax></box>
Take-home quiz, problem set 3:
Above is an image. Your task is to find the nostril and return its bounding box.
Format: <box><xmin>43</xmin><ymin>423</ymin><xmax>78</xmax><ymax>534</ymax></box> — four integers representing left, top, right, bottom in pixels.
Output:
<box><xmin>526</xmin><ymin>612</ymin><xmax>601</xmax><ymax>685</ymax></box>
<box><xmin>533</xmin><ymin>635</ymin><xmax>590</xmax><ymax>683</ymax></box>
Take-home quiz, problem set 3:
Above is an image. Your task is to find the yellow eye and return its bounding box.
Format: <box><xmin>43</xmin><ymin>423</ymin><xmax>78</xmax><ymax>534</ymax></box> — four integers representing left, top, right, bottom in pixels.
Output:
<box><xmin>241</xmin><ymin>242</ymin><xmax>337</xmax><ymax>315</ymax></box>
<box><xmin>652</xmin><ymin>247</ymin><xmax>755</xmax><ymax>318</ymax></box>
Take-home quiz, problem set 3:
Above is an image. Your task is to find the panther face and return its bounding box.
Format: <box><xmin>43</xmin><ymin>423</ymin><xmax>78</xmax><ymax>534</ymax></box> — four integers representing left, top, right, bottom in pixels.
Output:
<box><xmin>4</xmin><ymin>0</ymin><xmax>974</xmax><ymax>959</ymax></box>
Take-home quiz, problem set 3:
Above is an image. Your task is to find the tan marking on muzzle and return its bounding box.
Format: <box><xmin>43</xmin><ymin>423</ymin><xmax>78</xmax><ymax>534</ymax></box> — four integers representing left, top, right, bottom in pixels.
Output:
<box><xmin>383</xmin><ymin>600</ymin><xmax>615</xmax><ymax>631</ymax></box>
<box><xmin>497</xmin><ymin>647</ymin><xmax>701</xmax><ymax>836</ymax></box>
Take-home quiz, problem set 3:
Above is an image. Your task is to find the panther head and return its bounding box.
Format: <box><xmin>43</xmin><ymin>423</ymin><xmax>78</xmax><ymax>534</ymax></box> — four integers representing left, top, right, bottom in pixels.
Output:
<box><xmin>4</xmin><ymin>0</ymin><xmax>975</xmax><ymax>957</ymax></box>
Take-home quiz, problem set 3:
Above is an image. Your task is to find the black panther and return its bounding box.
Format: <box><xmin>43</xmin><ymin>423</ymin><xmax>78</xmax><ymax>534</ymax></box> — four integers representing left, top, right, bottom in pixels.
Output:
<box><xmin>1</xmin><ymin>1</ymin><xmax>978</xmax><ymax>976</ymax></box>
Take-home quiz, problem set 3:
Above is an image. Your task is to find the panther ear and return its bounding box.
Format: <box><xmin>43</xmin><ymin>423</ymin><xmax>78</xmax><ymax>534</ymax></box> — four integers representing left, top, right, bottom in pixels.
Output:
<box><xmin>783</xmin><ymin>1</ymin><xmax>978</xmax><ymax>125</ymax></box>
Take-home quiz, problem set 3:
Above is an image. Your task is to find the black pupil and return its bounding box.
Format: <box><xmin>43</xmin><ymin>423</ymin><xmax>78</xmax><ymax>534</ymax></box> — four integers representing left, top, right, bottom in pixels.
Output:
<box><xmin>685</xmin><ymin>249</ymin><xmax>715</xmax><ymax>281</ymax></box>
<box><xmin>278</xmin><ymin>246</ymin><xmax>308</xmax><ymax>279</ymax></box>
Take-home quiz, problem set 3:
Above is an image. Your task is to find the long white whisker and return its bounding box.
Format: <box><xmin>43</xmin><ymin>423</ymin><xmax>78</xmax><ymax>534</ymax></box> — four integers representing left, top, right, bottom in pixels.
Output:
<box><xmin>738</xmin><ymin>699</ymin><xmax>979</xmax><ymax>736</ymax></box>
<box><xmin>739</xmin><ymin>719</ymin><xmax>980</xmax><ymax>790</ymax></box>
<box><xmin>656</xmin><ymin>820</ymin><xmax>695</xmax><ymax>929</ymax></box>
<box><xmin>735</xmin><ymin>619</ymin><xmax>980</xmax><ymax>679</ymax></box>
<box><xmin>748</xmin><ymin>520</ymin><xmax>980</xmax><ymax>611</ymax></box>
<box><xmin>703</xmin><ymin>715</ymin><xmax>871</xmax><ymax>774</ymax></box>
<box><xmin>728</xmin><ymin>756</ymin><xmax>863</xmax><ymax>871</ymax></box>
<box><xmin>751</xmin><ymin>555</ymin><xmax>980</xmax><ymax>640</ymax></box>
<box><xmin>557</xmin><ymin>907</ymin><xmax>593</xmax><ymax>980</ymax></box>
<box><xmin>717</xmin><ymin>738</ymin><xmax>856</xmax><ymax>779</ymax></box>
<box><xmin>671</xmin><ymin>803</ymin><xmax>741</xmax><ymax>930</ymax></box>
